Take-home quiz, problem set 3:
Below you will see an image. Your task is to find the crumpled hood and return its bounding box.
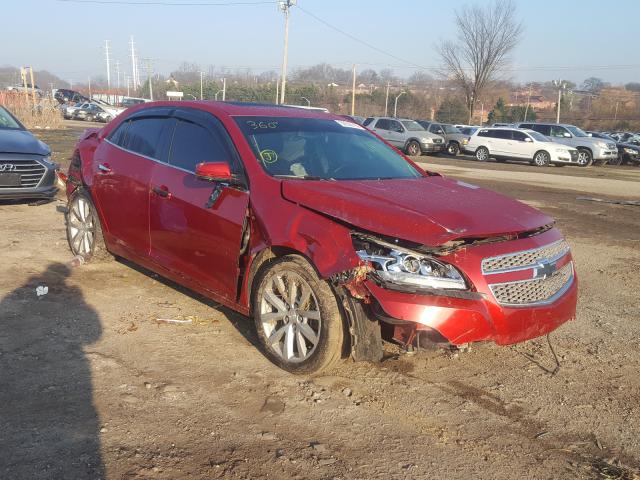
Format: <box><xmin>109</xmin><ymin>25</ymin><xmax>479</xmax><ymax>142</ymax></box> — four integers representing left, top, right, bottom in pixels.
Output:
<box><xmin>281</xmin><ymin>176</ymin><xmax>553</xmax><ymax>246</ymax></box>
<box><xmin>0</xmin><ymin>129</ymin><xmax>50</xmax><ymax>156</ymax></box>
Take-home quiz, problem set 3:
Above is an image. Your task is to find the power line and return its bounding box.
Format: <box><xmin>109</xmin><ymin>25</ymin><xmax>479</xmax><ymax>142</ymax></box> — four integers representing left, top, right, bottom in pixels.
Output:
<box><xmin>56</xmin><ymin>0</ymin><xmax>277</xmax><ymax>5</ymax></box>
<box><xmin>295</xmin><ymin>5</ymin><xmax>428</xmax><ymax>71</ymax></box>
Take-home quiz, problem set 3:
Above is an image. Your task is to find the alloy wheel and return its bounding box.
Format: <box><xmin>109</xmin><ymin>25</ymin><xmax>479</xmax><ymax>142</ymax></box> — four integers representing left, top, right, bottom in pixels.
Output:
<box><xmin>259</xmin><ymin>271</ymin><xmax>321</xmax><ymax>363</ymax></box>
<box><xmin>534</xmin><ymin>151</ymin><xmax>550</xmax><ymax>166</ymax></box>
<box><xmin>67</xmin><ymin>195</ymin><xmax>96</xmax><ymax>256</ymax></box>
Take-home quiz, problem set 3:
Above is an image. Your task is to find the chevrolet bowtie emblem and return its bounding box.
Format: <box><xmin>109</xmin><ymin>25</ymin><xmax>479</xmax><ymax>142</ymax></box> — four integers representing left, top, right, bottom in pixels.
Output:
<box><xmin>533</xmin><ymin>260</ymin><xmax>558</xmax><ymax>280</ymax></box>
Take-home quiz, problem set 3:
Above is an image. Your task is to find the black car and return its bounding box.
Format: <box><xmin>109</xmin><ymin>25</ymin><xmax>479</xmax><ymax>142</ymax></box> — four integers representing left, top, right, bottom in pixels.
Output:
<box><xmin>0</xmin><ymin>106</ymin><xmax>58</xmax><ymax>200</ymax></box>
<box><xmin>54</xmin><ymin>88</ymin><xmax>89</xmax><ymax>104</ymax></box>
<box><xmin>587</xmin><ymin>131</ymin><xmax>640</xmax><ymax>166</ymax></box>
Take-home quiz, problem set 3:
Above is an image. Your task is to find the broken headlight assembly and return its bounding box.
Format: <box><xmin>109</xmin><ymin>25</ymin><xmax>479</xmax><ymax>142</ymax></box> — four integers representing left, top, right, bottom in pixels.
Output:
<box><xmin>353</xmin><ymin>235</ymin><xmax>468</xmax><ymax>291</ymax></box>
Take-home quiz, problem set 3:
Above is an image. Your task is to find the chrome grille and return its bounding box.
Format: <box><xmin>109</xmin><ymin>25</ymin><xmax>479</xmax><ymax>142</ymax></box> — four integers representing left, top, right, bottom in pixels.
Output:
<box><xmin>607</xmin><ymin>143</ymin><xmax>616</xmax><ymax>150</ymax></box>
<box><xmin>489</xmin><ymin>261</ymin><xmax>573</xmax><ymax>306</ymax></box>
<box><xmin>570</xmin><ymin>150</ymin><xmax>578</xmax><ymax>161</ymax></box>
<box><xmin>0</xmin><ymin>159</ymin><xmax>45</xmax><ymax>189</ymax></box>
<box><xmin>482</xmin><ymin>240</ymin><xmax>570</xmax><ymax>274</ymax></box>
<box><xmin>433</xmin><ymin>138</ymin><xmax>443</xmax><ymax>144</ymax></box>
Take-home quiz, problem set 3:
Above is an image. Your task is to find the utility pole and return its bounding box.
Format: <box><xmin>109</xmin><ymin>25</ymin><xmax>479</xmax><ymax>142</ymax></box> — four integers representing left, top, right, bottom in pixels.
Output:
<box><xmin>20</xmin><ymin>67</ymin><xmax>29</xmax><ymax>102</ymax></box>
<box><xmin>480</xmin><ymin>102</ymin><xmax>485</xmax><ymax>125</ymax></box>
<box><xmin>384</xmin><ymin>81</ymin><xmax>390</xmax><ymax>116</ymax></box>
<box><xmin>523</xmin><ymin>83</ymin><xmax>532</xmax><ymax>122</ymax></box>
<box><xmin>115</xmin><ymin>60</ymin><xmax>121</xmax><ymax>90</ymax></box>
<box><xmin>130</xmin><ymin>35</ymin><xmax>137</xmax><ymax>89</ymax></box>
<box><xmin>105</xmin><ymin>40</ymin><xmax>111</xmax><ymax>90</ymax></box>
<box><xmin>614</xmin><ymin>100</ymin><xmax>619</xmax><ymax>121</ymax></box>
<box><xmin>351</xmin><ymin>64</ymin><xmax>356</xmax><ymax>116</ymax></box>
<box><xmin>275</xmin><ymin>76</ymin><xmax>279</xmax><ymax>104</ymax></box>
<box><xmin>200</xmin><ymin>71</ymin><xmax>204</xmax><ymax>100</ymax></box>
<box><xmin>144</xmin><ymin>58</ymin><xmax>154</xmax><ymax>101</ymax></box>
<box><xmin>554</xmin><ymin>79</ymin><xmax>566</xmax><ymax>124</ymax></box>
<box><xmin>222</xmin><ymin>77</ymin><xmax>226</xmax><ymax>101</ymax></box>
<box><xmin>278</xmin><ymin>0</ymin><xmax>296</xmax><ymax>105</ymax></box>
<box><xmin>394</xmin><ymin>91</ymin><xmax>406</xmax><ymax>118</ymax></box>
<box><xmin>88</xmin><ymin>76</ymin><xmax>92</xmax><ymax>100</ymax></box>
<box><xmin>125</xmin><ymin>74</ymin><xmax>130</xmax><ymax>96</ymax></box>
<box><xmin>28</xmin><ymin>67</ymin><xmax>36</xmax><ymax>107</ymax></box>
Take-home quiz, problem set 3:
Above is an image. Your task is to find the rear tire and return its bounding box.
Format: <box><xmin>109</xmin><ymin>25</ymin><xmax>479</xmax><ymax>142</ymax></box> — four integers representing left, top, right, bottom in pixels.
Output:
<box><xmin>252</xmin><ymin>255</ymin><xmax>345</xmax><ymax>374</ymax></box>
<box><xmin>577</xmin><ymin>149</ymin><xmax>593</xmax><ymax>167</ymax></box>
<box><xmin>475</xmin><ymin>146</ymin><xmax>489</xmax><ymax>162</ymax></box>
<box><xmin>533</xmin><ymin>150</ymin><xmax>551</xmax><ymax>167</ymax></box>
<box><xmin>405</xmin><ymin>140</ymin><xmax>421</xmax><ymax>156</ymax></box>
<box><xmin>66</xmin><ymin>189</ymin><xmax>111</xmax><ymax>262</ymax></box>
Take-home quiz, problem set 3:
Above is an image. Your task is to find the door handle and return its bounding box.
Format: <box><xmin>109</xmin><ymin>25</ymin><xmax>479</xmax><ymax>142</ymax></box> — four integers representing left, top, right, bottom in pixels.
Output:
<box><xmin>151</xmin><ymin>185</ymin><xmax>171</xmax><ymax>199</ymax></box>
<box><xmin>98</xmin><ymin>163</ymin><xmax>111</xmax><ymax>173</ymax></box>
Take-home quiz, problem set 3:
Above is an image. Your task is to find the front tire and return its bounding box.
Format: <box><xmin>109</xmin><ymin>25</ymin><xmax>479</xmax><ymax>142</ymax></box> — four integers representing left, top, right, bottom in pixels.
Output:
<box><xmin>577</xmin><ymin>149</ymin><xmax>593</xmax><ymax>167</ymax></box>
<box><xmin>253</xmin><ymin>255</ymin><xmax>345</xmax><ymax>374</ymax></box>
<box><xmin>66</xmin><ymin>190</ymin><xmax>111</xmax><ymax>262</ymax></box>
<box><xmin>533</xmin><ymin>150</ymin><xmax>551</xmax><ymax>167</ymax></box>
<box><xmin>405</xmin><ymin>140</ymin><xmax>421</xmax><ymax>156</ymax></box>
<box><xmin>475</xmin><ymin>146</ymin><xmax>489</xmax><ymax>162</ymax></box>
<box><xmin>447</xmin><ymin>142</ymin><xmax>460</xmax><ymax>156</ymax></box>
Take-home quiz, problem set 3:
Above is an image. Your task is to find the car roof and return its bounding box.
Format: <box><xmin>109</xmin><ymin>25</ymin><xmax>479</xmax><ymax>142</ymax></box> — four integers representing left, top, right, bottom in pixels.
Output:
<box><xmin>116</xmin><ymin>100</ymin><xmax>340</xmax><ymax>120</ymax></box>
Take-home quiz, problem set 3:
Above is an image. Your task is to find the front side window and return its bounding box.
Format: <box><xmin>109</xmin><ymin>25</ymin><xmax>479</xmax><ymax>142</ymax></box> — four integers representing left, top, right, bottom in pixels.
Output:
<box><xmin>565</xmin><ymin>125</ymin><xmax>588</xmax><ymax>137</ymax></box>
<box><xmin>528</xmin><ymin>131</ymin><xmax>550</xmax><ymax>142</ymax></box>
<box><xmin>477</xmin><ymin>129</ymin><xmax>491</xmax><ymax>137</ymax></box>
<box><xmin>234</xmin><ymin>116</ymin><xmax>423</xmax><ymax>181</ymax></box>
<box><xmin>362</xmin><ymin>117</ymin><xmax>374</xmax><ymax>126</ymax></box>
<box><xmin>443</xmin><ymin>125</ymin><xmax>461</xmax><ymax>134</ymax></box>
<box><xmin>124</xmin><ymin>118</ymin><xmax>166</xmax><ymax>158</ymax></box>
<box><xmin>512</xmin><ymin>130</ymin><xmax>529</xmax><ymax>142</ymax></box>
<box><xmin>550</xmin><ymin>126</ymin><xmax>569</xmax><ymax>138</ymax></box>
<box><xmin>388</xmin><ymin>120</ymin><xmax>404</xmax><ymax>132</ymax></box>
<box><xmin>168</xmin><ymin>119</ymin><xmax>230</xmax><ymax>172</ymax></box>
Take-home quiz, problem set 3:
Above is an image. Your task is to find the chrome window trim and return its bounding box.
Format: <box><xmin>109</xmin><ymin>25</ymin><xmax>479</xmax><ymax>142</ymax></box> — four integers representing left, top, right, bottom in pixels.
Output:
<box><xmin>488</xmin><ymin>262</ymin><xmax>574</xmax><ymax>308</ymax></box>
<box><xmin>482</xmin><ymin>239</ymin><xmax>570</xmax><ymax>275</ymax></box>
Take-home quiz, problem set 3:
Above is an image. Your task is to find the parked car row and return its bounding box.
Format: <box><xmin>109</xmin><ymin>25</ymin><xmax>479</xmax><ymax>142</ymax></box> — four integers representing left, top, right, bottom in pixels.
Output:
<box><xmin>61</xmin><ymin>101</ymin><xmax>125</xmax><ymax>123</ymax></box>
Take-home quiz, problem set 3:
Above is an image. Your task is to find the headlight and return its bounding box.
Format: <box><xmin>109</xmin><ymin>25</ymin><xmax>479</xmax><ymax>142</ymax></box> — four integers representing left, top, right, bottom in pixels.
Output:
<box><xmin>596</xmin><ymin>141</ymin><xmax>607</xmax><ymax>148</ymax></box>
<box><xmin>554</xmin><ymin>148</ymin><xmax>568</xmax><ymax>153</ymax></box>
<box><xmin>41</xmin><ymin>155</ymin><xmax>53</xmax><ymax>165</ymax></box>
<box><xmin>624</xmin><ymin>148</ymin><xmax>638</xmax><ymax>154</ymax></box>
<box><xmin>354</xmin><ymin>238</ymin><xmax>467</xmax><ymax>290</ymax></box>
<box><xmin>421</xmin><ymin>137</ymin><xmax>433</xmax><ymax>143</ymax></box>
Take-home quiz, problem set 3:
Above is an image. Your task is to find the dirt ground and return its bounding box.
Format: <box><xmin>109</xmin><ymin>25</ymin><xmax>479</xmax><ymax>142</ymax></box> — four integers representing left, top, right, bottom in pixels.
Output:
<box><xmin>1</xmin><ymin>125</ymin><xmax>640</xmax><ymax>479</ymax></box>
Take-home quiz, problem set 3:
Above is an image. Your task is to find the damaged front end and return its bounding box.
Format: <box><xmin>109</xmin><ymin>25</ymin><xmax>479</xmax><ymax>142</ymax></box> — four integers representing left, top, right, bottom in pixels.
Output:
<box><xmin>332</xmin><ymin>227</ymin><xmax>577</xmax><ymax>354</ymax></box>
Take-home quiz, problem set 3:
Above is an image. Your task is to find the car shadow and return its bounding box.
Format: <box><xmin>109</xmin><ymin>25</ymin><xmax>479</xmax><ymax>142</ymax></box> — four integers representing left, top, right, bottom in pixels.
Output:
<box><xmin>0</xmin><ymin>263</ymin><xmax>105</xmax><ymax>479</ymax></box>
<box><xmin>116</xmin><ymin>257</ymin><xmax>261</xmax><ymax>349</ymax></box>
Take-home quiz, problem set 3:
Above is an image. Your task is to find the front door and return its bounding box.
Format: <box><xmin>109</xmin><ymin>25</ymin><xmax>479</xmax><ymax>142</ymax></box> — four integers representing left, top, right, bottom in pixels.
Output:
<box><xmin>92</xmin><ymin>115</ymin><xmax>170</xmax><ymax>257</ymax></box>
<box><xmin>149</xmin><ymin>109</ymin><xmax>249</xmax><ymax>302</ymax></box>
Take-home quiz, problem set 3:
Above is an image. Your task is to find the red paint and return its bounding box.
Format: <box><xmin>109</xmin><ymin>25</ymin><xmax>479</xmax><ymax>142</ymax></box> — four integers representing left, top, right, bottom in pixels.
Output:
<box><xmin>67</xmin><ymin>101</ymin><xmax>577</xmax><ymax>352</ymax></box>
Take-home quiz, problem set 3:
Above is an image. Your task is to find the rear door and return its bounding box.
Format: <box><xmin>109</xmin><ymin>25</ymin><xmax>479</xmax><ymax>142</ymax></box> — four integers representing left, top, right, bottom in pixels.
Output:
<box><xmin>489</xmin><ymin>129</ymin><xmax>511</xmax><ymax>156</ymax></box>
<box><xmin>92</xmin><ymin>110</ymin><xmax>172</xmax><ymax>257</ymax></box>
<box><xmin>370</xmin><ymin>119</ymin><xmax>393</xmax><ymax>143</ymax></box>
<box><xmin>149</xmin><ymin>108</ymin><xmax>249</xmax><ymax>301</ymax></box>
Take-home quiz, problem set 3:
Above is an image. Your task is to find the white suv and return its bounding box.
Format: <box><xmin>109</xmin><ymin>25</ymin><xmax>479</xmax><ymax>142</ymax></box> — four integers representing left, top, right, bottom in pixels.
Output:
<box><xmin>464</xmin><ymin>127</ymin><xmax>579</xmax><ymax>166</ymax></box>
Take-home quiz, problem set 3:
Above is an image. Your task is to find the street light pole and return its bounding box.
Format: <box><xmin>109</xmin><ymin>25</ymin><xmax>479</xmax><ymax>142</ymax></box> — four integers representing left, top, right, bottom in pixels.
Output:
<box><xmin>215</xmin><ymin>89</ymin><xmax>223</xmax><ymax>101</ymax></box>
<box><xmin>554</xmin><ymin>79</ymin><xmax>566</xmax><ymax>124</ymax></box>
<box><xmin>200</xmin><ymin>71</ymin><xmax>204</xmax><ymax>100</ymax></box>
<box><xmin>384</xmin><ymin>81</ymin><xmax>390</xmax><ymax>116</ymax></box>
<box><xmin>278</xmin><ymin>0</ymin><xmax>296</xmax><ymax>105</ymax></box>
<box><xmin>394</xmin><ymin>91</ymin><xmax>406</xmax><ymax>118</ymax></box>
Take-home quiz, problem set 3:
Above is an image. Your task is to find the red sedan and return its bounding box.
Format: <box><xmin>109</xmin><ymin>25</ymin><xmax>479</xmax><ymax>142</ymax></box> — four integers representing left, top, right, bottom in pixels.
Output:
<box><xmin>64</xmin><ymin>101</ymin><xmax>577</xmax><ymax>373</ymax></box>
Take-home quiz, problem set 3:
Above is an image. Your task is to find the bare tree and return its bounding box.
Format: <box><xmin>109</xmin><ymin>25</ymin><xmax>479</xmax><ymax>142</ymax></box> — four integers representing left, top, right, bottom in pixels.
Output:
<box><xmin>438</xmin><ymin>0</ymin><xmax>522</xmax><ymax>123</ymax></box>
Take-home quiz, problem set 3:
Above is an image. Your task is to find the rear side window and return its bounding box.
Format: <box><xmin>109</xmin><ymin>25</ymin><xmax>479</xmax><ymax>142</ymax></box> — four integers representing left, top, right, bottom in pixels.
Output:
<box><xmin>108</xmin><ymin>120</ymin><xmax>130</xmax><ymax>147</ymax></box>
<box><xmin>493</xmin><ymin>129</ymin><xmax>512</xmax><ymax>139</ymax></box>
<box><xmin>124</xmin><ymin>118</ymin><xmax>166</xmax><ymax>158</ymax></box>
<box><xmin>530</xmin><ymin>124</ymin><xmax>551</xmax><ymax>136</ymax></box>
<box><xmin>168</xmin><ymin>119</ymin><xmax>230</xmax><ymax>172</ymax></box>
<box><xmin>374</xmin><ymin>119</ymin><xmax>390</xmax><ymax>130</ymax></box>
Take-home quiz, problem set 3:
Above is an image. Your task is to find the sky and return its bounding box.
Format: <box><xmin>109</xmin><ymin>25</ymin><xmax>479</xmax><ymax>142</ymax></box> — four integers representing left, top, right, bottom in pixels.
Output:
<box><xmin>3</xmin><ymin>0</ymin><xmax>640</xmax><ymax>86</ymax></box>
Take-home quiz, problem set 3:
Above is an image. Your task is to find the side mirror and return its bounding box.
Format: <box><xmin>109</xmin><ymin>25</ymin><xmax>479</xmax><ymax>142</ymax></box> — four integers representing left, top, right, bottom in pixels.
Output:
<box><xmin>563</xmin><ymin>132</ymin><xmax>572</xmax><ymax>138</ymax></box>
<box><xmin>524</xmin><ymin>137</ymin><xmax>533</xmax><ymax>142</ymax></box>
<box><xmin>195</xmin><ymin>162</ymin><xmax>233</xmax><ymax>182</ymax></box>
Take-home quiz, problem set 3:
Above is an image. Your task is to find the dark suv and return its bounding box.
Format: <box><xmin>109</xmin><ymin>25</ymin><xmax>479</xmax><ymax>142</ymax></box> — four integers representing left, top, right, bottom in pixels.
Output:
<box><xmin>0</xmin><ymin>106</ymin><xmax>58</xmax><ymax>200</ymax></box>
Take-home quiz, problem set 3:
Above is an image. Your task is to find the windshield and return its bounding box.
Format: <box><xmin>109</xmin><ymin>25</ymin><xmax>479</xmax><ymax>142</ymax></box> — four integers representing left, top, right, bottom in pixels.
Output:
<box><xmin>0</xmin><ymin>107</ymin><xmax>23</xmax><ymax>130</ymax></box>
<box><xmin>400</xmin><ymin>120</ymin><xmax>425</xmax><ymax>131</ymax></box>
<box><xmin>566</xmin><ymin>125</ymin><xmax>588</xmax><ymax>137</ymax></box>
<box><xmin>234</xmin><ymin>116</ymin><xmax>423</xmax><ymax>181</ymax></box>
<box><xmin>529</xmin><ymin>131</ymin><xmax>549</xmax><ymax>142</ymax></box>
<box><xmin>443</xmin><ymin>125</ymin><xmax>461</xmax><ymax>134</ymax></box>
